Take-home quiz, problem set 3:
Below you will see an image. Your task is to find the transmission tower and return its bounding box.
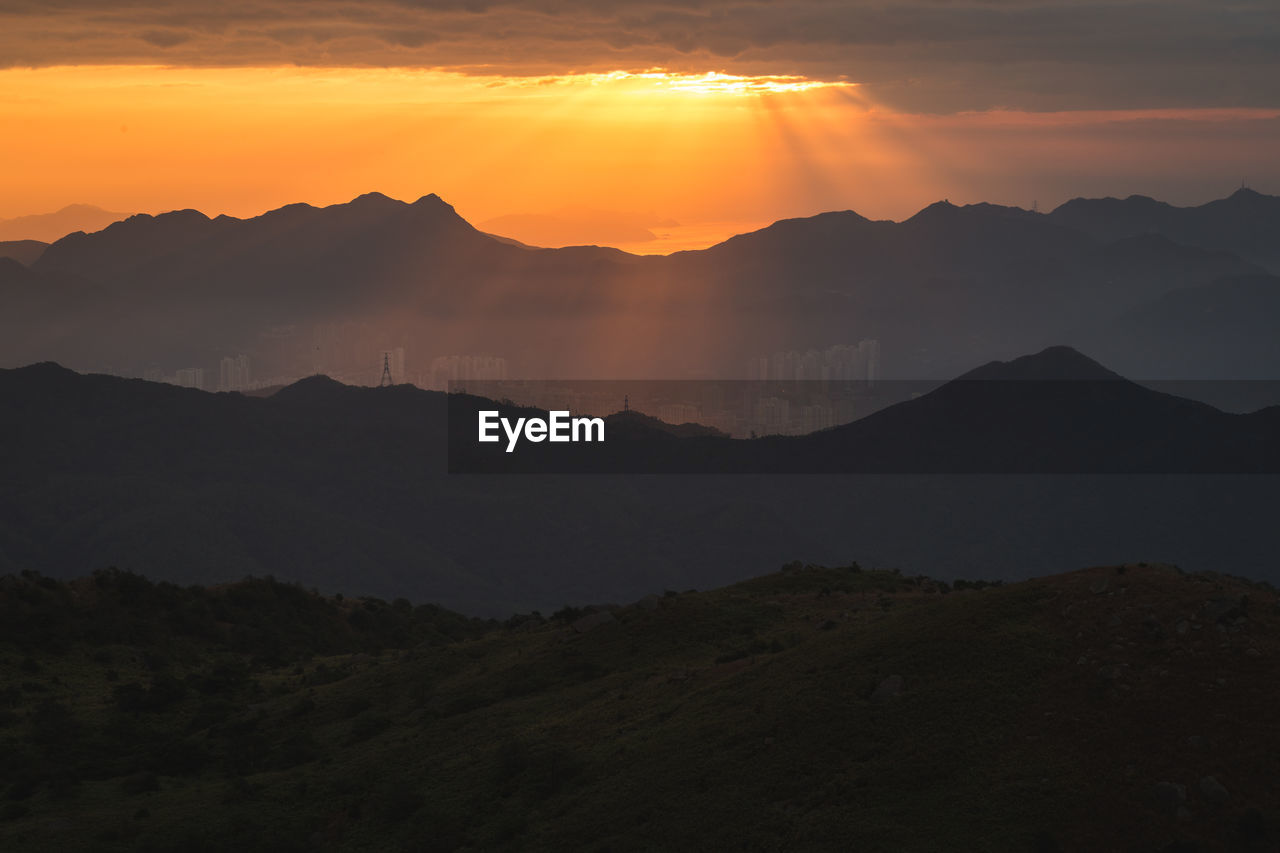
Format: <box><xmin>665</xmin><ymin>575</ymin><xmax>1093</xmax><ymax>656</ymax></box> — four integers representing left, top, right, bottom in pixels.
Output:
<box><xmin>378</xmin><ymin>352</ymin><xmax>393</xmax><ymax>388</ymax></box>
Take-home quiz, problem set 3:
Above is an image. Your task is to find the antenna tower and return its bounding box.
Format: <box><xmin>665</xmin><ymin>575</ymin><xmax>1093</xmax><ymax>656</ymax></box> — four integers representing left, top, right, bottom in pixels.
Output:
<box><xmin>378</xmin><ymin>352</ymin><xmax>393</xmax><ymax>388</ymax></box>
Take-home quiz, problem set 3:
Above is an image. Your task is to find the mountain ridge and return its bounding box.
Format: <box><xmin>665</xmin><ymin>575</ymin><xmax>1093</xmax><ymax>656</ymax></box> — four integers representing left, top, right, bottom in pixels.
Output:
<box><xmin>4</xmin><ymin>189</ymin><xmax>1279</xmax><ymax>382</ymax></box>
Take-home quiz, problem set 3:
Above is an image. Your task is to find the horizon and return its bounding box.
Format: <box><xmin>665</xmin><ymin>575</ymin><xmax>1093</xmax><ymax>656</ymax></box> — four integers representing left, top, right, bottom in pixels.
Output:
<box><xmin>4</xmin><ymin>183</ymin><xmax>1274</xmax><ymax>255</ymax></box>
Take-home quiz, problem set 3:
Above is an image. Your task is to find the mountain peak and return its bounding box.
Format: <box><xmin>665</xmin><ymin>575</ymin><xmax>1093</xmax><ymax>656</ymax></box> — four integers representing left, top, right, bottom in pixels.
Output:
<box><xmin>905</xmin><ymin>198</ymin><xmax>1034</xmax><ymax>225</ymax></box>
<box><xmin>1221</xmin><ymin>187</ymin><xmax>1277</xmax><ymax>209</ymax></box>
<box><xmin>411</xmin><ymin>193</ymin><xmax>463</xmax><ymax>217</ymax></box>
<box><xmin>910</xmin><ymin>199</ymin><xmax>957</xmax><ymax>219</ymax></box>
<box><xmin>957</xmin><ymin>346</ymin><xmax>1123</xmax><ymax>382</ymax></box>
<box><xmin>273</xmin><ymin>374</ymin><xmax>350</xmax><ymax>397</ymax></box>
<box><xmin>13</xmin><ymin>360</ymin><xmax>78</xmax><ymax>377</ymax></box>
<box><xmin>347</xmin><ymin>191</ymin><xmax>406</xmax><ymax>208</ymax></box>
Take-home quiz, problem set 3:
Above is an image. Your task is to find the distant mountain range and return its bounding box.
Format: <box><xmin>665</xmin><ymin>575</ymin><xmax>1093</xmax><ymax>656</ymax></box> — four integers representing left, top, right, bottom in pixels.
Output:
<box><xmin>4</xmin><ymin>348</ymin><xmax>1280</xmax><ymax>613</ymax></box>
<box><xmin>0</xmin><ymin>203</ymin><xmax>132</xmax><ymax>243</ymax></box>
<box><xmin>0</xmin><ymin>189</ymin><xmax>1277</xmax><ymax>384</ymax></box>
<box><xmin>1048</xmin><ymin>188</ymin><xmax>1280</xmax><ymax>271</ymax></box>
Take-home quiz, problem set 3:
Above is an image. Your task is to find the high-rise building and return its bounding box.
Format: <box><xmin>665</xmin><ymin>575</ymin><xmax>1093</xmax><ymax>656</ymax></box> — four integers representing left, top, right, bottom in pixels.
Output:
<box><xmin>429</xmin><ymin>355</ymin><xmax>508</xmax><ymax>390</ymax></box>
<box><xmin>753</xmin><ymin>396</ymin><xmax>790</xmax><ymax>434</ymax></box>
<box><xmin>658</xmin><ymin>403</ymin><xmax>701</xmax><ymax>425</ymax></box>
<box><xmin>751</xmin><ymin>340</ymin><xmax>881</xmax><ymax>383</ymax></box>
<box><xmin>174</xmin><ymin>367</ymin><xmax>205</xmax><ymax>390</ymax></box>
<box><xmin>219</xmin><ymin>354</ymin><xmax>252</xmax><ymax>391</ymax></box>
<box><xmin>860</xmin><ymin>338</ymin><xmax>881</xmax><ymax>381</ymax></box>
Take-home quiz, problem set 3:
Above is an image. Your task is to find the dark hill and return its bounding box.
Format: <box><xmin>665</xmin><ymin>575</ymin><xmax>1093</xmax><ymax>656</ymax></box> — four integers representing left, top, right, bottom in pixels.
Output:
<box><xmin>0</xmin><ymin>240</ymin><xmax>48</xmax><ymax>267</ymax></box>
<box><xmin>1</xmin><ymin>562</ymin><xmax>1276</xmax><ymax>851</ymax></box>
<box><xmin>5</xmin><ymin>356</ymin><xmax>1280</xmax><ymax>612</ymax></box>
<box><xmin>798</xmin><ymin>346</ymin><xmax>1280</xmax><ymax>473</ymax></box>
<box><xmin>954</xmin><ymin>345</ymin><xmax>1123</xmax><ymax>381</ymax></box>
<box><xmin>0</xmin><ymin>366</ymin><xmax>819</xmax><ymax>613</ymax></box>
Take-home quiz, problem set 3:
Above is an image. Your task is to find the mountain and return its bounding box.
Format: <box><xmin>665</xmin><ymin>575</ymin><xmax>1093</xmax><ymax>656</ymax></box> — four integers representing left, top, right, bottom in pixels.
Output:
<box><xmin>0</xmin><ymin>364</ymin><xmax>814</xmax><ymax>614</ymax></box>
<box><xmin>2</xmin><ymin>562</ymin><xmax>1277</xmax><ymax>851</ymax></box>
<box><xmin>11</xmin><ymin>192</ymin><xmax>659</xmax><ymax>378</ymax></box>
<box><xmin>1078</xmin><ymin>274</ymin><xmax>1280</xmax><ymax>379</ymax></box>
<box><xmin>797</xmin><ymin>346</ymin><xmax>1280</xmax><ymax>473</ymax></box>
<box><xmin>5</xmin><ymin>355</ymin><xmax>1280</xmax><ymax>612</ymax></box>
<box><xmin>0</xmin><ymin>240</ymin><xmax>48</xmax><ymax>267</ymax></box>
<box><xmin>5</xmin><ymin>190</ymin><xmax>1278</xmax><ymax>382</ymax></box>
<box><xmin>0</xmin><ymin>203</ymin><xmax>132</xmax><ymax>242</ymax></box>
<box><xmin>1048</xmin><ymin>188</ymin><xmax>1280</xmax><ymax>272</ymax></box>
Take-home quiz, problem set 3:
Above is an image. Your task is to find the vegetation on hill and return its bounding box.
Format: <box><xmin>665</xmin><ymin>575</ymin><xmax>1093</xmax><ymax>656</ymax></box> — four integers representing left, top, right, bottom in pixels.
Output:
<box><xmin>1</xmin><ymin>562</ymin><xmax>1276</xmax><ymax>851</ymax></box>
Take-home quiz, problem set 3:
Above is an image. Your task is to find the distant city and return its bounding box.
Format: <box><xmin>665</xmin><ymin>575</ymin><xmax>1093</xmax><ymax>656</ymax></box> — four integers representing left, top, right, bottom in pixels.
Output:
<box><xmin>101</xmin><ymin>327</ymin><xmax>884</xmax><ymax>437</ymax></box>
<box><xmin>746</xmin><ymin>340</ymin><xmax>881</xmax><ymax>383</ymax></box>
<box><xmin>464</xmin><ymin>340</ymin><xmax>888</xmax><ymax>438</ymax></box>
<box><xmin>120</xmin><ymin>321</ymin><xmax>510</xmax><ymax>394</ymax></box>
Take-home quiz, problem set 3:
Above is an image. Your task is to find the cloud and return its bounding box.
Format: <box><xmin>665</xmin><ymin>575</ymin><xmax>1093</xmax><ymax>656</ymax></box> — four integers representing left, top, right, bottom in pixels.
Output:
<box><xmin>0</xmin><ymin>0</ymin><xmax>1276</xmax><ymax>111</ymax></box>
<box><xmin>139</xmin><ymin>28</ymin><xmax>192</xmax><ymax>48</ymax></box>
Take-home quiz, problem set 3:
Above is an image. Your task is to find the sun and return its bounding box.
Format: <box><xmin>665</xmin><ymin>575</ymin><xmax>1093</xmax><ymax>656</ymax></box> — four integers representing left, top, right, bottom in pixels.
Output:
<box><xmin>591</xmin><ymin>70</ymin><xmax>854</xmax><ymax>97</ymax></box>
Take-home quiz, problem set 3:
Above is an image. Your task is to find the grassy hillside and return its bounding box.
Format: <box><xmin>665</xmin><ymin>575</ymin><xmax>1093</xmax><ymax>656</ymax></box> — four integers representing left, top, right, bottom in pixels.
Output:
<box><xmin>1</xmin><ymin>563</ymin><xmax>1276</xmax><ymax>852</ymax></box>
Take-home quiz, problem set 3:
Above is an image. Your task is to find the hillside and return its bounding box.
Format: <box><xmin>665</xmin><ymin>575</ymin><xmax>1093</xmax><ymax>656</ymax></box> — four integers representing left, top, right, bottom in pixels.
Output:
<box><xmin>1</xmin><ymin>562</ymin><xmax>1275</xmax><ymax>851</ymax></box>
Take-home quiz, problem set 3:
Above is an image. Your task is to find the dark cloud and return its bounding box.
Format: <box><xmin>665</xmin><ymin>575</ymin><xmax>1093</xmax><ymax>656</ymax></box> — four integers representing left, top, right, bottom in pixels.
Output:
<box><xmin>0</xmin><ymin>0</ymin><xmax>1276</xmax><ymax>111</ymax></box>
<box><xmin>139</xmin><ymin>28</ymin><xmax>191</xmax><ymax>48</ymax></box>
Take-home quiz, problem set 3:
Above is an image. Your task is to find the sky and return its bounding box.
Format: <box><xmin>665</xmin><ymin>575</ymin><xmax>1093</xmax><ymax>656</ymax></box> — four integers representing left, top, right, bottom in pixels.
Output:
<box><xmin>2</xmin><ymin>0</ymin><xmax>1278</xmax><ymax>249</ymax></box>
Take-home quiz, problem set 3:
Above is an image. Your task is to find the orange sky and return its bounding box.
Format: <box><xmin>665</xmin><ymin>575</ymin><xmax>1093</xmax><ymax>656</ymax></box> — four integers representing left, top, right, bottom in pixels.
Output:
<box><xmin>3</xmin><ymin>65</ymin><xmax>1279</xmax><ymax>251</ymax></box>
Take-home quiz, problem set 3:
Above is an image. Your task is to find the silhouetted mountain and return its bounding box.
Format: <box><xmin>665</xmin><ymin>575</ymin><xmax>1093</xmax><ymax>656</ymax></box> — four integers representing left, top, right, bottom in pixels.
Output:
<box><xmin>3</xmin><ymin>188</ymin><xmax>1279</xmax><ymax>387</ymax></box>
<box><xmin>0</xmin><ymin>240</ymin><xmax>48</xmax><ymax>266</ymax></box>
<box><xmin>34</xmin><ymin>193</ymin><xmax>488</xmax><ymax>284</ymax></box>
<box><xmin>0</xmin><ymin>365</ymin><xmax>812</xmax><ymax>613</ymax></box>
<box><xmin>799</xmin><ymin>346</ymin><xmax>1280</xmax><ymax>473</ymax></box>
<box><xmin>0</xmin><ymin>203</ymin><xmax>132</xmax><ymax>242</ymax></box>
<box><xmin>12</xmin><ymin>192</ymin><xmax>655</xmax><ymax>377</ymax></box>
<box><xmin>952</xmin><ymin>345</ymin><xmax>1121</xmax><ymax>381</ymax></box>
<box><xmin>1048</xmin><ymin>188</ymin><xmax>1280</xmax><ymax>272</ymax></box>
<box><xmin>5</xmin><ymin>359</ymin><xmax>1280</xmax><ymax>611</ymax></box>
